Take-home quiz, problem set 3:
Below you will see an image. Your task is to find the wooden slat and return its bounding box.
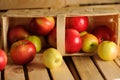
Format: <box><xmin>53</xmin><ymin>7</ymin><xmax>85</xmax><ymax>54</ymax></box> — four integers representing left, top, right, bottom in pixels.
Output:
<box><xmin>114</xmin><ymin>56</ymin><xmax>120</xmax><ymax>67</ymax></box>
<box><xmin>64</xmin><ymin>57</ymin><xmax>80</xmax><ymax>80</ymax></box>
<box><xmin>3</xmin><ymin>5</ymin><xmax>119</xmax><ymax>17</ymax></box>
<box><xmin>27</xmin><ymin>54</ymin><xmax>50</xmax><ymax>80</ymax></box>
<box><xmin>0</xmin><ymin>72</ymin><xmax>1</xmax><ymax>80</ymax></box>
<box><xmin>50</xmin><ymin>59</ymin><xmax>74</xmax><ymax>80</ymax></box>
<box><xmin>72</xmin><ymin>56</ymin><xmax>104</xmax><ymax>80</ymax></box>
<box><xmin>93</xmin><ymin>55</ymin><xmax>120</xmax><ymax>80</ymax></box>
<box><xmin>0</xmin><ymin>0</ymin><xmax>120</xmax><ymax>10</ymax></box>
<box><xmin>4</xmin><ymin>55</ymin><xmax>25</xmax><ymax>80</ymax></box>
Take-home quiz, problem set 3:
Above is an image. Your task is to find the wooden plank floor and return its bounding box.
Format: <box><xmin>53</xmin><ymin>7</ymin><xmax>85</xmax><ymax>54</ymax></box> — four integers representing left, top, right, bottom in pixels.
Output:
<box><xmin>0</xmin><ymin>54</ymin><xmax>120</xmax><ymax>80</ymax></box>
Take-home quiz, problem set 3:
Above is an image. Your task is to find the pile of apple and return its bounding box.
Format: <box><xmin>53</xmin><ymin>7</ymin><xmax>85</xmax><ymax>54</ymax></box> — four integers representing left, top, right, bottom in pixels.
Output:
<box><xmin>6</xmin><ymin>16</ymin><xmax>118</xmax><ymax>69</ymax></box>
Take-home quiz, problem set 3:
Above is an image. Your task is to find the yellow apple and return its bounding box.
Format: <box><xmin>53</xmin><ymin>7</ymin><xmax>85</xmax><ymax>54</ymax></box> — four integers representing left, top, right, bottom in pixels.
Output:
<box><xmin>43</xmin><ymin>48</ymin><xmax>63</xmax><ymax>69</ymax></box>
<box><xmin>98</xmin><ymin>41</ymin><xmax>118</xmax><ymax>61</ymax></box>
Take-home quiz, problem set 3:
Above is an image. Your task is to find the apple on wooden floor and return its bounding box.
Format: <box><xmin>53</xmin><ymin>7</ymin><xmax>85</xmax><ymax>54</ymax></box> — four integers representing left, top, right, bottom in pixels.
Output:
<box><xmin>10</xmin><ymin>40</ymin><xmax>36</xmax><ymax>65</ymax></box>
<box><xmin>97</xmin><ymin>41</ymin><xmax>118</xmax><ymax>61</ymax></box>
<box><xmin>43</xmin><ymin>48</ymin><xmax>63</xmax><ymax>69</ymax></box>
<box><xmin>0</xmin><ymin>49</ymin><xmax>7</xmax><ymax>71</ymax></box>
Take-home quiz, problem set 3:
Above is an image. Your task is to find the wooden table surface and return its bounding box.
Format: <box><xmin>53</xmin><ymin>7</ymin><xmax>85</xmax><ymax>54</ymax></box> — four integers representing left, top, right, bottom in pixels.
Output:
<box><xmin>0</xmin><ymin>54</ymin><xmax>120</xmax><ymax>80</ymax></box>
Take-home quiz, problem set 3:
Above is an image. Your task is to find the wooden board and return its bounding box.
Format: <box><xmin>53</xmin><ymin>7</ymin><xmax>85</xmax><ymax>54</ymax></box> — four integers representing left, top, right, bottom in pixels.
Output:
<box><xmin>72</xmin><ymin>56</ymin><xmax>104</xmax><ymax>80</ymax></box>
<box><xmin>0</xmin><ymin>71</ymin><xmax>2</xmax><ymax>80</ymax></box>
<box><xmin>93</xmin><ymin>55</ymin><xmax>120</xmax><ymax>80</ymax></box>
<box><xmin>26</xmin><ymin>54</ymin><xmax>50</xmax><ymax>80</ymax></box>
<box><xmin>114</xmin><ymin>56</ymin><xmax>120</xmax><ymax>66</ymax></box>
<box><xmin>50</xmin><ymin>59</ymin><xmax>74</xmax><ymax>80</ymax></box>
<box><xmin>0</xmin><ymin>0</ymin><xmax>120</xmax><ymax>10</ymax></box>
<box><xmin>4</xmin><ymin>55</ymin><xmax>25</xmax><ymax>80</ymax></box>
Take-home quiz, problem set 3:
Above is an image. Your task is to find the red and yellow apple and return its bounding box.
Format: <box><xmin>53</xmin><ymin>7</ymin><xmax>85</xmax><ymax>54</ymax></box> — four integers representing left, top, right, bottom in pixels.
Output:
<box><xmin>29</xmin><ymin>17</ymin><xmax>55</xmax><ymax>35</ymax></box>
<box><xmin>43</xmin><ymin>48</ymin><xmax>63</xmax><ymax>69</ymax></box>
<box><xmin>10</xmin><ymin>40</ymin><xmax>36</xmax><ymax>65</ymax></box>
<box><xmin>8</xmin><ymin>25</ymin><xmax>29</xmax><ymax>45</ymax></box>
<box><xmin>80</xmin><ymin>31</ymin><xmax>88</xmax><ymax>37</ymax></box>
<box><xmin>82</xmin><ymin>34</ymin><xmax>98</xmax><ymax>53</ymax></box>
<box><xmin>92</xmin><ymin>25</ymin><xmax>115</xmax><ymax>43</ymax></box>
<box><xmin>97</xmin><ymin>41</ymin><xmax>118</xmax><ymax>61</ymax></box>
<box><xmin>66</xmin><ymin>16</ymin><xmax>89</xmax><ymax>32</ymax></box>
<box><xmin>0</xmin><ymin>49</ymin><xmax>7</xmax><ymax>71</ymax></box>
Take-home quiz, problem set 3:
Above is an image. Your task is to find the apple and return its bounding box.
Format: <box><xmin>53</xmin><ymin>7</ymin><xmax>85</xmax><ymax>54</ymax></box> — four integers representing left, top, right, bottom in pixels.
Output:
<box><xmin>8</xmin><ymin>25</ymin><xmax>29</xmax><ymax>45</ymax></box>
<box><xmin>82</xmin><ymin>33</ymin><xmax>98</xmax><ymax>53</ymax></box>
<box><xmin>48</xmin><ymin>28</ymin><xmax>82</xmax><ymax>53</ymax></box>
<box><xmin>65</xmin><ymin>29</ymin><xmax>82</xmax><ymax>53</ymax></box>
<box><xmin>29</xmin><ymin>17</ymin><xmax>55</xmax><ymax>35</ymax></box>
<box><xmin>48</xmin><ymin>28</ymin><xmax>56</xmax><ymax>48</ymax></box>
<box><xmin>43</xmin><ymin>48</ymin><xmax>63</xmax><ymax>69</ymax></box>
<box><xmin>0</xmin><ymin>49</ymin><xmax>7</xmax><ymax>71</ymax></box>
<box><xmin>92</xmin><ymin>25</ymin><xmax>115</xmax><ymax>43</ymax></box>
<box><xmin>40</xmin><ymin>36</ymin><xmax>48</xmax><ymax>48</ymax></box>
<box><xmin>26</xmin><ymin>35</ymin><xmax>42</xmax><ymax>53</ymax></box>
<box><xmin>97</xmin><ymin>41</ymin><xmax>118</xmax><ymax>60</ymax></box>
<box><xmin>10</xmin><ymin>40</ymin><xmax>36</xmax><ymax>65</ymax></box>
<box><xmin>80</xmin><ymin>31</ymin><xmax>88</xmax><ymax>37</ymax></box>
<box><xmin>66</xmin><ymin>16</ymin><xmax>89</xmax><ymax>32</ymax></box>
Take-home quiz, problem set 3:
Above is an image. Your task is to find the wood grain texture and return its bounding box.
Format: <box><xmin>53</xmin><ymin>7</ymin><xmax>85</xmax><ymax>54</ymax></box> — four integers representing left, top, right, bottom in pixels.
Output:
<box><xmin>0</xmin><ymin>0</ymin><xmax>120</xmax><ymax>10</ymax></box>
<box><xmin>93</xmin><ymin>55</ymin><xmax>120</xmax><ymax>80</ymax></box>
<box><xmin>4</xmin><ymin>55</ymin><xmax>25</xmax><ymax>80</ymax></box>
<box><xmin>50</xmin><ymin>59</ymin><xmax>74</xmax><ymax>80</ymax></box>
<box><xmin>72</xmin><ymin>56</ymin><xmax>104</xmax><ymax>80</ymax></box>
<box><xmin>27</xmin><ymin>54</ymin><xmax>50</xmax><ymax>80</ymax></box>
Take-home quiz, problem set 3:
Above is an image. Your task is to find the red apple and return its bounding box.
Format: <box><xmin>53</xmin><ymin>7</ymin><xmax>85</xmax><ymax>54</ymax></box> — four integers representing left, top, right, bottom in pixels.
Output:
<box><xmin>0</xmin><ymin>49</ymin><xmax>7</xmax><ymax>71</ymax></box>
<box><xmin>92</xmin><ymin>25</ymin><xmax>115</xmax><ymax>43</ymax></box>
<box><xmin>66</xmin><ymin>16</ymin><xmax>89</xmax><ymax>32</ymax></box>
<box><xmin>10</xmin><ymin>40</ymin><xmax>36</xmax><ymax>65</ymax></box>
<box><xmin>48</xmin><ymin>28</ymin><xmax>82</xmax><ymax>53</ymax></box>
<box><xmin>8</xmin><ymin>25</ymin><xmax>29</xmax><ymax>45</ymax></box>
<box><xmin>29</xmin><ymin>17</ymin><xmax>55</xmax><ymax>35</ymax></box>
<box><xmin>65</xmin><ymin>29</ymin><xmax>82</xmax><ymax>53</ymax></box>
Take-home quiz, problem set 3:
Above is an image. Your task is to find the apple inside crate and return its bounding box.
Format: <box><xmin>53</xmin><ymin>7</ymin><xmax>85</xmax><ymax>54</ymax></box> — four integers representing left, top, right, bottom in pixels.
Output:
<box><xmin>56</xmin><ymin>15</ymin><xmax>118</xmax><ymax>56</ymax></box>
<box><xmin>2</xmin><ymin>17</ymin><xmax>57</xmax><ymax>53</ymax></box>
<box><xmin>2</xmin><ymin>7</ymin><xmax>119</xmax><ymax>56</ymax></box>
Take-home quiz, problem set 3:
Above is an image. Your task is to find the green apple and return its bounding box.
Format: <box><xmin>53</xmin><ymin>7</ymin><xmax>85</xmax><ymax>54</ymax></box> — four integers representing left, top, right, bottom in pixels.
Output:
<box><xmin>26</xmin><ymin>35</ymin><xmax>42</xmax><ymax>52</ymax></box>
<box><xmin>82</xmin><ymin>34</ymin><xmax>98</xmax><ymax>52</ymax></box>
<box><xmin>43</xmin><ymin>48</ymin><xmax>63</xmax><ymax>69</ymax></box>
<box><xmin>98</xmin><ymin>41</ymin><xmax>118</xmax><ymax>61</ymax></box>
<box><xmin>80</xmin><ymin>31</ymin><xmax>88</xmax><ymax>37</ymax></box>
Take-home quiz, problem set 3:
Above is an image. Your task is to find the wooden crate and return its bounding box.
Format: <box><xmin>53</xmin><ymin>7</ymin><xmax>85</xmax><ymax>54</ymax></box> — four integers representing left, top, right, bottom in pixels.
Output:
<box><xmin>1</xmin><ymin>5</ymin><xmax>120</xmax><ymax>56</ymax></box>
<box><xmin>0</xmin><ymin>0</ymin><xmax>120</xmax><ymax>10</ymax></box>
